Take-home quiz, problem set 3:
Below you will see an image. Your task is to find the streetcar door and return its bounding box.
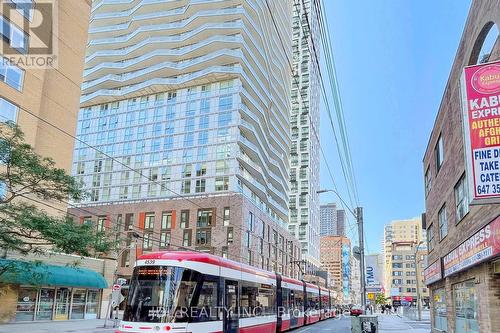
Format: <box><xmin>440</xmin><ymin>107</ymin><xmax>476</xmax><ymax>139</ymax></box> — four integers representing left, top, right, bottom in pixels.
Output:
<box><xmin>224</xmin><ymin>280</ymin><xmax>239</xmax><ymax>333</ymax></box>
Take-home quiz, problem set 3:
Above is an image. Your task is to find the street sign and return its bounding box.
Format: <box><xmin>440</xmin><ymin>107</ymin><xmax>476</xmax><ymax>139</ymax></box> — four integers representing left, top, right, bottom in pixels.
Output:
<box><xmin>113</xmin><ymin>284</ymin><xmax>121</xmax><ymax>291</ymax></box>
<box><xmin>367</xmin><ymin>293</ymin><xmax>375</xmax><ymax>300</ymax></box>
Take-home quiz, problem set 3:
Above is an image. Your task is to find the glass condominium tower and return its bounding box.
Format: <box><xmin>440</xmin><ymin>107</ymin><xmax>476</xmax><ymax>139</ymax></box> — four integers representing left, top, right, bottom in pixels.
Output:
<box><xmin>289</xmin><ymin>0</ymin><xmax>321</xmax><ymax>272</ymax></box>
<box><xmin>73</xmin><ymin>2</ymin><xmax>292</xmax><ymax>233</ymax></box>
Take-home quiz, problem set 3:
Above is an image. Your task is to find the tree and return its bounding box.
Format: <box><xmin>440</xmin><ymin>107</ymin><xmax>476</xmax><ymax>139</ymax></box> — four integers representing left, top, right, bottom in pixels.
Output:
<box><xmin>0</xmin><ymin>122</ymin><xmax>113</xmax><ymax>259</ymax></box>
<box><xmin>375</xmin><ymin>293</ymin><xmax>388</xmax><ymax>306</ymax></box>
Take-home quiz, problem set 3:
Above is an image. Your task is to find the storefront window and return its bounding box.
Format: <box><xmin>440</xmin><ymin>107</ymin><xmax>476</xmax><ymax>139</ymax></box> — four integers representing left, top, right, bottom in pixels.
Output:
<box><xmin>54</xmin><ymin>288</ymin><xmax>70</xmax><ymax>320</ymax></box>
<box><xmin>15</xmin><ymin>288</ymin><xmax>37</xmax><ymax>321</ymax></box>
<box><xmin>454</xmin><ymin>280</ymin><xmax>479</xmax><ymax>333</ymax></box>
<box><xmin>71</xmin><ymin>289</ymin><xmax>87</xmax><ymax>319</ymax></box>
<box><xmin>433</xmin><ymin>288</ymin><xmax>447</xmax><ymax>331</ymax></box>
<box><xmin>36</xmin><ymin>288</ymin><xmax>54</xmax><ymax>320</ymax></box>
<box><xmin>85</xmin><ymin>290</ymin><xmax>100</xmax><ymax>319</ymax></box>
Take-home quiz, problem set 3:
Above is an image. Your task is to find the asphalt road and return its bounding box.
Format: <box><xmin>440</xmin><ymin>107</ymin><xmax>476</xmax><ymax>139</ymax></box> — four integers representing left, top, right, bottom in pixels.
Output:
<box><xmin>292</xmin><ymin>316</ymin><xmax>351</xmax><ymax>333</ymax></box>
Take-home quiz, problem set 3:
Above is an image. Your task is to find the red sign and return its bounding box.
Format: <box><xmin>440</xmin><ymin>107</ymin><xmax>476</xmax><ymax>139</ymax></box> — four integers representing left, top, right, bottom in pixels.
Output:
<box><xmin>424</xmin><ymin>259</ymin><xmax>442</xmax><ymax>285</ymax></box>
<box><xmin>403</xmin><ymin>296</ymin><xmax>413</xmax><ymax>302</ymax></box>
<box><xmin>461</xmin><ymin>61</ymin><xmax>500</xmax><ymax>200</ymax></box>
<box><xmin>443</xmin><ymin>216</ymin><xmax>500</xmax><ymax>277</ymax></box>
<box><xmin>112</xmin><ymin>284</ymin><xmax>121</xmax><ymax>291</ymax></box>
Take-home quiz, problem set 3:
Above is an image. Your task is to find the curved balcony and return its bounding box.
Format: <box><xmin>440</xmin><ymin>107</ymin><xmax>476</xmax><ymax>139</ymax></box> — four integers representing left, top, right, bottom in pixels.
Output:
<box><xmin>82</xmin><ymin>49</ymin><xmax>243</xmax><ymax>94</ymax></box>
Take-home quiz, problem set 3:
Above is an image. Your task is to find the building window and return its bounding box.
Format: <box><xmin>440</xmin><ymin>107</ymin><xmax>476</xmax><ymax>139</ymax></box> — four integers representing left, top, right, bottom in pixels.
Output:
<box><xmin>215</xmin><ymin>176</ymin><xmax>229</xmax><ymax>191</ymax></box>
<box><xmin>0</xmin><ymin>59</ymin><xmax>24</xmax><ymax>91</ymax></box>
<box><xmin>0</xmin><ymin>97</ymin><xmax>18</xmax><ymax>122</ymax></box>
<box><xmin>195</xmin><ymin>163</ymin><xmax>207</xmax><ymax>177</ymax></box>
<box><xmin>181</xmin><ymin>180</ymin><xmax>191</xmax><ymax>194</ymax></box>
<box><xmin>0</xmin><ymin>16</ymin><xmax>28</xmax><ymax>53</ymax></box>
<box><xmin>97</xmin><ymin>216</ymin><xmax>106</xmax><ymax>231</ymax></box>
<box><xmin>160</xmin><ymin>231</ymin><xmax>171</xmax><ymax>248</ymax></box>
<box><xmin>222</xmin><ymin>246</ymin><xmax>228</xmax><ymax>258</ymax></box>
<box><xmin>182</xmin><ymin>230</ymin><xmax>191</xmax><ymax>247</ymax></box>
<box><xmin>121</xmin><ymin>250</ymin><xmax>130</xmax><ymax>267</ymax></box>
<box><xmin>161</xmin><ymin>212</ymin><xmax>172</xmax><ymax>229</ymax></box>
<box><xmin>196</xmin><ymin>229</ymin><xmax>211</xmax><ymax>246</ymax></box>
<box><xmin>143</xmin><ymin>232</ymin><xmax>153</xmax><ymax>250</ymax></box>
<box><xmin>197</xmin><ymin>209</ymin><xmax>213</xmax><ymax>227</ymax></box>
<box><xmin>144</xmin><ymin>213</ymin><xmax>155</xmax><ymax>230</ymax></box>
<box><xmin>424</xmin><ymin>166</ymin><xmax>431</xmax><ymax>196</ymax></box>
<box><xmin>435</xmin><ymin>135</ymin><xmax>444</xmax><ymax>173</ymax></box>
<box><xmin>195</xmin><ymin>179</ymin><xmax>206</xmax><ymax>193</ymax></box>
<box><xmin>427</xmin><ymin>224</ymin><xmax>434</xmax><ymax>252</ymax></box>
<box><xmin>454</xmin><ymin>174</ymin><xmax>468</xmax><ymax>223</ymax></box>
<box><xmin>227</xmin><ymin>227</ymin><xmax>233</xmax><ymax>244</ymax></box>
<box><xmin>223</xmin><ymin>207</ymin><xmax>230</xmax><ymax>226</ymax></box>
<box><xmin>438</xmin><ymin>205</ymin><xmax>447</xmax><ymax>240</ymax></box>
<box><xmin>180</xmin><ymin>210</ymin><xmax>189</xmax><ymax>228</ymax></box>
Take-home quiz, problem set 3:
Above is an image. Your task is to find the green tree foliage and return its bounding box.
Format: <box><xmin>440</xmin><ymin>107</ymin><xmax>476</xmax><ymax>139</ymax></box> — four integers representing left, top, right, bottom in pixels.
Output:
<box><xmin>0</xmin><ymin>122</ymin><xmax>112</xmax><ymax>257</ymax></box>
<box><xmin>375</xmin><ymin>293</ymin><xmax>388</xmax><ymax>305</ymax></box>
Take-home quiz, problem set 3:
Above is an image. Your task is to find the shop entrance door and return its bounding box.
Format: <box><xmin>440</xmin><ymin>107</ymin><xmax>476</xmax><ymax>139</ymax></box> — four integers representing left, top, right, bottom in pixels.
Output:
<box><xmin>454</xmin><ymin>280</ymin><xmax>479</xmax><ymax>333</ymax></box>
<box><xmin>54</xmin><ymin>288</ymin><xmax>70</xmax><ymax>320</ymax></box>
<box><xmin>36</xmin><ymin>288</ymin><xmax>54</xmax><ymax>320</ymax></box>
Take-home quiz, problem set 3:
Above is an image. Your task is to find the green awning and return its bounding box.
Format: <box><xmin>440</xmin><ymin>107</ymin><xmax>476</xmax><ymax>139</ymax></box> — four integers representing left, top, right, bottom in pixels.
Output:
<box><xmin>0</xmin><ymin>259</ymin><xmax>108</xmax><ymax>289</ymax></box>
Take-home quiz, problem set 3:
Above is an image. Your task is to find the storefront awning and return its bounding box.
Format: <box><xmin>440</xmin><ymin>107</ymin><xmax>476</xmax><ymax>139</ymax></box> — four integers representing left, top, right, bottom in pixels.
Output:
<box><xmin>0</xmin><ymin>259</ymin><xmax>108</xmax><ymax>289</ymax></box>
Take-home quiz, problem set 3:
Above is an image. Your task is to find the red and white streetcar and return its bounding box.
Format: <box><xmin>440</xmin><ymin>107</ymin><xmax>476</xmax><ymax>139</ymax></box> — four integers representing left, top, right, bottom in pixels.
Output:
<box><xmin>117</xmin><ymin>251</ymin><xmax>337</xmax><ymax>333</ymax></box>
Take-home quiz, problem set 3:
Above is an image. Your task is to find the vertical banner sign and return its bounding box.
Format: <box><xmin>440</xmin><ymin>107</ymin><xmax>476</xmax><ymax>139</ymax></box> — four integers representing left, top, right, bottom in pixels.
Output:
<box><xmin>461</xmin><ymin>61</ymin><xmax>500</xmax><ymax>202</ymax></box>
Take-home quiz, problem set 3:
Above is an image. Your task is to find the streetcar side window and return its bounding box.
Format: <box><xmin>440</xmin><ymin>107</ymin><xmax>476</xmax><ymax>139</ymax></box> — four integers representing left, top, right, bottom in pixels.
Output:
<box><xmin>240</xmin><ymin>281</ymin><xmax>258</xmax><ymax>318</ymax></box>
<box><xmin>294</xmin><ymin>289</ymin><xmax>304</xmax><ymax>312</ymax></box>
<box><xmin>281</xmin><ymin>288</ymin><xmax>291</xmax><ymax>314</ymax></box>
<box><xmin>240</xmin><ymin>281</ymin><xmax>276</xmax><ymax>317</ymax></box>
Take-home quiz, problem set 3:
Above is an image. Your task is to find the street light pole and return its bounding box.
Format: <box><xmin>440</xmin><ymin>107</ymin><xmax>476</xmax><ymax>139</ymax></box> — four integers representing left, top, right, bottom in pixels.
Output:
<box><xmin>414</xmin><ymin>241</ymin><xmax>424</xmax><ymax>321</ymax></box>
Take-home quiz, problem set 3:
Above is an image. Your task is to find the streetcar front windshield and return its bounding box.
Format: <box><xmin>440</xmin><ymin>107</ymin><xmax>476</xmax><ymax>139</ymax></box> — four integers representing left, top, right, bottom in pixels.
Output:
<box><xmin>123</xmin><ymin>266</ymin><xmax>219</xmax><ymax>323</ymax></box>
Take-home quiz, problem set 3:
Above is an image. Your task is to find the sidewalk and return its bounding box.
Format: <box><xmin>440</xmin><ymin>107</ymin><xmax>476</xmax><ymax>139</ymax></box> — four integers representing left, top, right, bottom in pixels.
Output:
<box><xmin>0</xmin><ymin>319</ymin><xmax>116</xmax><ymax>333</ymax></box>
<box><xmin>378</xmin><ymin>314</ymin><xmax>430</xmax><ymax>333</ymax></box>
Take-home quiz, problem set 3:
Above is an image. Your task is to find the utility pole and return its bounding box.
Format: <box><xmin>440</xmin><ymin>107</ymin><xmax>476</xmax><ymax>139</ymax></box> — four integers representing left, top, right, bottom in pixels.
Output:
<box><xmin>356</xmin><ymin>207</ymin><xmax>366</xmax><ymax>309</ymax></box>
<box><xmin>414</xmin><ymin>241</ymin><xmax>424</xmax><ymax>321</ymax></box>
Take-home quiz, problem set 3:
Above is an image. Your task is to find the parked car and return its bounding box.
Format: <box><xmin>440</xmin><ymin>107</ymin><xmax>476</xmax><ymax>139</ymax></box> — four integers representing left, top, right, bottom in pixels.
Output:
<box><xmin>350</xmin><ymin>305</ymin><xmax>364</xmax><ymax>316</ymax></box>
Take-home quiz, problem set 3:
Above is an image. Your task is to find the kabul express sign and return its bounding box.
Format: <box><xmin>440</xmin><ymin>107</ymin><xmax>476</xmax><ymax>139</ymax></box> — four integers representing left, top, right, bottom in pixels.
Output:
<box><xmin>460</xmin><ymin>60</ymin><xmax>500</xmax><ymax>201</ymax></box>
<box><xmin>443</xmin><ymin>216</ymin><xmax>500</xmax><ymax>277</ymax></box>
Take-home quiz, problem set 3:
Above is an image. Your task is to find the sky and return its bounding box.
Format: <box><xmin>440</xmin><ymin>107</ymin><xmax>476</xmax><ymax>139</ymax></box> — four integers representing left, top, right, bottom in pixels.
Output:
<box><xmin>318</xmin><ymin>0</ymin><xmax>473</xmax><ymax>253</ymax></box>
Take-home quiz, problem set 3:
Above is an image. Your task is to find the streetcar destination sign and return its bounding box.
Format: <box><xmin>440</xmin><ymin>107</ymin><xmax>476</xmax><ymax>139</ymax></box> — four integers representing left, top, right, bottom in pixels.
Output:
<box><xmin>460</xmin><ymin>60</ymin><xmax>500</xmax><ymax>202</ymax></box>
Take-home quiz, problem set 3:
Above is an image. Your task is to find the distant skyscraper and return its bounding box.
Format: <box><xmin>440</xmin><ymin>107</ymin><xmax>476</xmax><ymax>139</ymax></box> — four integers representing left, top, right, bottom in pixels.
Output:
<box><xmin>320</xmin><ymin>203</ymin><xmax>346</xmax><ymax>236</ymax></box>
<box><xmin>288</xmin><ymin>0</ymin><xmax>321</xmax><ymax>273</ymax></box>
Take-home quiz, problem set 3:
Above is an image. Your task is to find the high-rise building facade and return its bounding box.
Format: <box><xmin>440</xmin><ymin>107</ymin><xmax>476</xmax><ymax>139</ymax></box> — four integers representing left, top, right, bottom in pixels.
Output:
<box><xmin>70</xmin><ymin>0</ymin><xmax>302</xmax><ymax>278</ymax></box>
<box><xmin>320</xmin><ymin>236</ymin><xmax>351</xmax><ymax>303</ymax></box>
<box><xmin>320</xmin><ymin>202</ymin><xmax>346</xmax><ymax>236</ymax></box>
<box><xmin>289</xmin><ymin>0</ymin><xmax>321</xmax><ymax>272</ymax></box>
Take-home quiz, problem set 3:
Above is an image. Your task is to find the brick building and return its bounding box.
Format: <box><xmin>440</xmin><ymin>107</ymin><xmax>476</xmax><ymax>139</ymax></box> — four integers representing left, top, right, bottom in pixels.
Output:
<box><xmin>422</xmin><ymin>1</ymin><xmax>500</xmax><ymax>332</ymax></box>
<box><xmin>69</xmin><ymin>194</ymin><xmax>301</xmax><ymax>280</ymax></box>
<box><xmin>320</xmin><ymin>236</ymin><xmax>351</xmax><ymax>303</ymax></box>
